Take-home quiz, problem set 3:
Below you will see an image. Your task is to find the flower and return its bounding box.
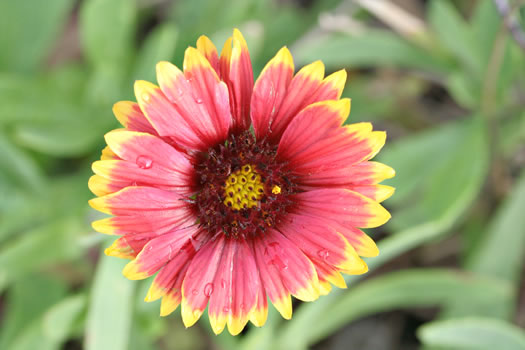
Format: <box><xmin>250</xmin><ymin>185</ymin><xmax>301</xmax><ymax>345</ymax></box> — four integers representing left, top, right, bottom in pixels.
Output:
<box><xmin>88</xmin><ymin>29</ymin><xmax>394</xmax><ymax>335</ymax></box>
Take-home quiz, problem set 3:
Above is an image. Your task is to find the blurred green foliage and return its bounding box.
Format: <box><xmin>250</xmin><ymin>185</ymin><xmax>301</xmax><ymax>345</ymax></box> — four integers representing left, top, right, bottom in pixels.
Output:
<box><xmin>1</xmin><ymin>0</ymin><xmax>524</xmax><ymax>349</ymax></box>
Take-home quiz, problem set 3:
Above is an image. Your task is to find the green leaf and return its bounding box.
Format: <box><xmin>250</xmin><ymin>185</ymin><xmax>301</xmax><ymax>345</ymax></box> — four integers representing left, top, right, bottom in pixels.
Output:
<box><xmin>0</xmin><ymin>0</ymin><xmax>73</xmax><ymax>73</ymax></box>
<box><xmin>12</xmin><ymin>112</ymin><xmax>112</xmax><ymax>157</ymax></box>
<box><xmin>79</xmin><ymin>0</ymin><xmax>137</xmax><ymax>70</ymax></box>
<box><xmin>428</xmin><ymin>0</ymin><xmax>482</xmax><ymax>76</ymax></box>
<box><xmin>292</xmin><ymin>30</ymin><xmax>450</xmax><ymax>73</ymax></box>
<box><xmin>467</xmin><ymin>169</ymin><xmax>525</xmax><ymax>284</ymax></box>
<box><xmin>418</xmin><ymin>318</ymin><xmax>525</xmax><ymax>350</ymax></box>
<box><xmin>0</xmin><ymin>130</ymin><xmax>46</xmax><ymax>192</ymax></box>
<box><xmin>132</xmin><ymin>23</ymin><xmax>179</xmax><ymax>82</ymax></box>
<box><xmin>0</xmin><ymin>275</ymin><xmax>67</xmax><ymax>350</ymax></box>
<box><xmin>277</xmin><ymin>270</ymin><xmax>511</xmax><ymax>349</ymax></box>
<box><xmin>381</xmin><ymin>117</ymin><xmax>488</xmax><ymax>231</ymax></box>
<box><xmin>43</xmin><ymin>294</ymin><xmax>87</xmax><ymax>343</ymax></box>
<box><xmin>471</xmin><ymin>0</ymin><xmax>502</xmax><ymax>69</ymax></box>
<box><xmin>85</xmin><ymin>246</ymin><xmax>135</xmax><ymax>350</ymax></box>
<box><xmin>0</xmin><ymin>218</ymin><xmax>84</xmax><ymax>291</ymax></box>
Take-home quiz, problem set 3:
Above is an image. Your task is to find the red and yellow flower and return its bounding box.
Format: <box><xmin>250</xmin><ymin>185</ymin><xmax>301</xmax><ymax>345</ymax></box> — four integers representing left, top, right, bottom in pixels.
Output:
<box><xmin>89</xmin><ymin>29</ymin><xmax>394</xmax><ymax>335</ymax></box>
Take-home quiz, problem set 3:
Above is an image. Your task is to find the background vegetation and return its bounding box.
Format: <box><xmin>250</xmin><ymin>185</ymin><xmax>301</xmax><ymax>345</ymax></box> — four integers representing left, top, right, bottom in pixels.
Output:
<box><xmin>0</xmin><ymin>0</ymin><xmax>524</xmax><ymax>349</ymax></box>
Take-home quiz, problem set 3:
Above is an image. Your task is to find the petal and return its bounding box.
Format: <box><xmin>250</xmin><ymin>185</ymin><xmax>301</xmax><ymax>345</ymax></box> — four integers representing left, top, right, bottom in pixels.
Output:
<box><xmin>104</xmin><ymin>233</ymin><xmax>151</xmax><ymax>259</ymax></box>
<box><xmin>253</xmin><ymin>229</ymin><xmax>320</xmax><ymax>317</ymax></box>
<box><xmin>207</xmin><ymin>238</ymin><xmax>236</xmax><ymax>335</ymax></box>
<box><xmin>101</xmin><ymin>145</ymin><xmax>119</xmax><ymax>160</ymax></box>
<box><xmin>183</xmin><ymin>48</ymin><xmax>232</xmax><ymax>138</ymax></box>
<box><xmin>143</xmin><ymin>239</ymin><xmax>199</xmax><ymax>312</ymax></box>
<box><xmin>251</xmin><ymin>47</ymin><xmax>294</xmax><ymax>140</ymax></box>
<box><xmin>221</xmin><ymin>29</ymin><xmax>254</xmax><ymax>133</ymax></box>
<box><xmin>113</xmin><ymin>101</ymin><xmax>158</xmax><ymax>135</ymax></box>
<box><xmin>122</xmin><ymin>225</ymin><xmax>198</xmax><ymax>280</ymax></box>
<box><xmin>336</xmin><ymin>226</ymin><xmax>379</xmax><ymax>258</ymax></box>
<box><xmin>297</xmin><ymin>161</ymin><xmax>395</xmax><ymax>188</ymax></box>
<box><xmin>88</xmin><ymin>175</ymin><xmax>127</xmax><ymax>197</ymax></box>
<box><xmin>350</xmin><ymin>184</ymin><xmax>395</xmax><ymax>202</ymax></box>
<box><xmin>136</xmin><ymin>75</ymin><xmax>224</xmax><ymax>151</ymax></box>
<box><xmin>292</xmin><ymin>189</ymin><xmax>391</xmax><ymax>229</ymax></box>
<box><xmin>313</xmin><ymin>261</ymin><xmax>347</xmax><ymax>295</ymax></box>
<box><xmin>104</xmin><ymin>130</ymin><xmax>193</xmax><ymax>183</ymax></box>
<box><xmin>92</xmin><ymin>160</ymin><xmax>192</xmax><ymax>193</ymax></box>
<box><xmin>279</xmin><ymin>213</ymin><xmax>368</xmax><ymax>274</ymax></box>
<box><xmin>252</xmin><ymin>236</ymin><xmax>292</xmax><ymax>319</ymax></box>
<box><xmin>181</xmin><ymin>234</ymin><xmax>225</xmax><ymax>328</ymax></box>
<box><xmin>207</xmin><ymin>238</ymin><xmax>258</xmax><ymax>335</ymax></box>
<box><xmin>249</xmin><ymin>272</ymin><xmax>268</xmax><ymax>327</ymax></box>
<box><xmin>227</xmin><ymin>238</ymin><xmax>259</xmax><ymax>335</ymax></box>
<box><xmin>91</xmin><ymin>208</ymin><xmax>193</xmax><ymax>236</ymax></box>
<box><xmin>278</xmin><ymin>102</ymin><xmax>387</xmax><ymax>172</ymax></box>
<box><xmin>89</xmin><ymin>186</ymin><xmax>189</xmax><ymax>216</ymax></box>
<box><xmin>310</xmin><ymin>69</ymin><xmax>347</xmax><ymax>102</ymax></box>
<box><xmin>264</xmin><ymin>60</ymin><xmax>325</xmax><ymax>142</ymax></box>
<box><xmin>276</xmin><ymin>99</ymin><xmax>349</xmax><ymax>163</ymax></box>
<box><xmin>196</xmin><ymin>35</ymin><xmax>220</xmax><ymax>73</ymax></box>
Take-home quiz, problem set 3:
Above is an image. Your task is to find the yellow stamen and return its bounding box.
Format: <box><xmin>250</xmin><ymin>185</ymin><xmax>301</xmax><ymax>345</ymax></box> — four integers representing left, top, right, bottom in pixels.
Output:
<box><xmin>224</xmin><ymin>164</ymin><xmax>264</xmax><ymax>209</ymax></box>
<box><xmin>272</xmin><ymin>185</ymin><xmax>281</xmax><ymax>194</ymax></box>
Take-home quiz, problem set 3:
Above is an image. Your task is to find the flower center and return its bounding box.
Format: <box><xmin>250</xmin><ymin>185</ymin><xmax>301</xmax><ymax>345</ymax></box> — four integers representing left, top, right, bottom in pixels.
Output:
<box><xmin>223</xmin><ymin>165</ymin><xmax>264</xmax><ymax>210</ymax></box>
<box><xmin>193</xmin><ymin>131</ymin><xmax>295</xmax><ymax>238</ymax></box>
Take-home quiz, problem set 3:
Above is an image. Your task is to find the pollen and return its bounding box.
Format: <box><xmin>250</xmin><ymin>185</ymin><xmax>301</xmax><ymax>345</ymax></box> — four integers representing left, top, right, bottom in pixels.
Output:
<box><xmin>224</xmin><ymin>164</ymin><xmax>264</xmax><ymax>210</ymax></box>
<box><xmin>272</xmin><ymin>185</ymin><xmax>281</xmax><ymax>194</ymax></box>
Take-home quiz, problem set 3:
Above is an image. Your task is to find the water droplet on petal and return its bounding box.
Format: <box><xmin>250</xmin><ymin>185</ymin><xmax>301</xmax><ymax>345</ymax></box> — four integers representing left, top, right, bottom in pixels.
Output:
<box><xmin>223</xmin><ymin>306</ymin><xmax>230</xmax><ymax>313</ymax></box>
<box><xmin>136</xmin><ymin>155</ymin><xmax>153</xmax><ymax>169</ymax></box>
<box><xmin>204</xmin><ymin>283</ymin><xmax>214</xmax><ymax>297</ymax></box>
<box><xmin>195</xmin><ymin>97</ymin><xmax>203</xmax><ymax>104</ymax></box>
<box><xmin>192</xmin><ymin>289</ymin><xmax>199</xmax><ymax>296</ymax></box>
<box><xmin>221</xmin><ymin>279</ymin><xmax>227</xmax><ymax>289</ymax></box>
<box><xmin>317</xmin><ymin>249</ymin><xmax>330</xmax><ymax>260</ymax></box>
<box><xmin>177</xmin><ymin>88</ymin><xmax>185</xmax><ymax>97</ymax></box>
<box><xmin>142</xmin><ymin>93</ymin><xmax>150</xmax><ymax>102</ymax></box>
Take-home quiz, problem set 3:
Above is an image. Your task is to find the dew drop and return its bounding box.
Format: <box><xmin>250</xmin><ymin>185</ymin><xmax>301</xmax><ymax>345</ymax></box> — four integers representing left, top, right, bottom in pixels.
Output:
<box><xmin>177</xmin><ymin>88</ymin><xmax>185</xmax><ymax>97</ymax></box>
<box><xmin>223</xmin><ymin>306</ymin><xmax>230</xmax><ymax>313</ymax></box>
<box><xmin>142</xmin><ymin>93</ymin><xmax>150</xmax><ymax>102</ymax></box>
<box><xmin>195</xmin><ymin>97</ymin><xmax>203</xmax><ymax>104</ymax></box>
<box><xmin>221</xmin><ymin>279</ymin><xmax>227</xmax><ymax>289</ymax></box>
<box><xmin>270</xmin><ymin>257</ymin><xmax>288</xmax><ymax>271</ymax></box>
<box><xmin>317</xmin><ymin>249</ymin><xmax>330</xmax><ymax>260</ymax></box>
<box><xmin>192</xmin><ymin>289</ymin><xmax>199</xmax><ymax>296</ymax></box>
<box><xmin>204</xmin><ymin>283</ymin><xmax>214</xmax><ymax>297</ymax></box>
<box><xmin>136</xmin><ymin>155</ymin><xmax>153</xmax><ymax>169</ymax></box>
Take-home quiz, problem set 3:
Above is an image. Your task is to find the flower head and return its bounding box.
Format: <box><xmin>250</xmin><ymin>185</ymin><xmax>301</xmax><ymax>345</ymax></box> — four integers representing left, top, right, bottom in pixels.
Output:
<box><xmin>89</xmin><ymin>29</ymin><xmax>394</xmax><ymax>335</ymax></box>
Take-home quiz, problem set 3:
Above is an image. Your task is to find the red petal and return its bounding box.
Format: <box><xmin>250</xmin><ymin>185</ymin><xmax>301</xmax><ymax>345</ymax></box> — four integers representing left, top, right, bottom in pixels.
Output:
<box><xmin>196</xmin><ymin>35</ymin><xmax>220</xmax><ymax>74</ymax></box>
<box><xmin>208</xmin><ymin>237</ymin><xmax>258</xmax><ymax>335</ymax></box>
<box><xmin>298</xmin><ymin>161</ymin><xmax>395</xmax><ymax>188</ymax></box>
<box><xmin>89</xmin><ymin>186</ymin><xmax>189</xmax><ymax>216</ymax></box>
<box><xmin>292</xmin><ymin>189</ymin><xmax>391</xmax><ymax>229</ymax></box>
<box><xmin>265</xmin><ymin>60</ymin><xmax>325</xmax><ymax>143</ymax></box>
<box><xmin>278</xmin><ymin>101</ymin><xmax>386</xmax><ymax>173</ymax></box>
<box><xmin>251</xmin><ymin>47</ymin><xmax>294</xmax><ymax>140</ymax></box>
<box><xmin>104</xmin><ymin>233</ymin><xmax>152</xmax><ymax>259</ymax></box>
<box><xmin>181</xmin><ymin>234</ymin><xmax>225</xmax><ymax>327</ymax></box>
<box><xmin>182</xmin><ymin>48</ymin><xmax>232</xmax><ymax>139</ymax></box>
<box><xmin>253</xmin><ymin>229</ymin><xmax>320</xmax><ymax>317</ymax></box>
<box><xmin>122</xmin><ymin>225</ymin><xmax>199</xmax><ymax>280</ymax></box>
<box><xmin>279</xmin><ymin>213</ymin><xmax>367</xmax><ymax>274</ymax></box>
<box><xmin>91</xmin><ymin>209</ymin><xmax>193</xmax><ymax>236</ymax></box>
<box><xmin>227</xmin><ymin>238</ymin><xmax>259</xmax><ymax>334</ymax></box>
<box><xmin>113</xmin><ymin>101</ymin><xmax>158</xmax><ymax>135</ymax></box>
